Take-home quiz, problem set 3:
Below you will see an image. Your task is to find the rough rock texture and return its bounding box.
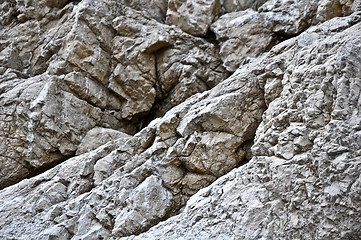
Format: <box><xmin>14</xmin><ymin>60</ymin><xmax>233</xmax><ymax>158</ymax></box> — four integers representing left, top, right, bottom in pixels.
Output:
<box><xmin>213</xmin><ymin>0</ymin><xmax>361</xmax><ymax>72</ymax></box>
<box><xmin>0</xmin><ymin>0</ymin><xmax>361</xmax><ymax>239</ymax></box>
<box><xmin>221</xmin><ymin>0</ymin><xmax>269</xmax><ymax>12</ymax></box>
<box><xmin>75</xmin><ymin>127</ymin><xmax>131</xmax><ymax>155</ymax></box>
<box><xmin>0</xmin><ymin>51</ymin><xmax>265</xmax><ymax>238</ymax></box>
<box><xmin>166</xmin><ymin>0</ymin><xmax>221</xmax><ymax>37</ymax></box>
<box><xmin>127</xmin><ymin>10</ymin><xmax>361</xmax><ymax>240</ymax></box>
<box><xmin>211</xmin><ymin>0</ymin><xmax>334</xmax><ymax>72</ymax></box>
<box><xmin>0</xmin><ymin>0</ymin><xmax>226</xmax><ymax>189</ymax></box>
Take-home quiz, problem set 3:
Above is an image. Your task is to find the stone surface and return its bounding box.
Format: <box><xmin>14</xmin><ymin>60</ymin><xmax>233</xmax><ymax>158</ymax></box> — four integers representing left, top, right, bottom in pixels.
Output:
<box><xmin>166</xmin><ymin>0</ymin><xmax>221</xmax><ymax>36</ymax></box>
<box><xmin>221</xmin><ymin>0</ymin><xmax>268</xmax><ymax>12</ymax></box>
<box><xmin>316</xmin><ymin>0</ymin><xmax>355</xmax><ymax>22</ymax></box>
<box><xmin>211</xmin><ymin>9</ymin><xmax>278</xmax><ymax>72</ymax></box>
<box><xmin>0</xmin><ymin>0</ymin><xmax>226</xmax><ymax>189</ymax></box>
<box><xmin>76</xmin><ymin>127</ymin><xmax>131</xmax><ymax>155</ymax></box>
<box><xmin>213</xmin><ymin>0</ymin><xmax>361</xmax><ymax>73</ymax></box>
<box><xmin>110</xmin><ymin>8</ymin><xmax>227</xmax><ymax>119</ymax></box>
<box><xmin>212</xmin><ymin>0</ymin><xmax>326</xmax><ymax>72</ymax></box>
<box><xmin>123</xmin><ymin>0</ymin><xmax>168</xmax><ymax>22</ymax></box>
<box><xmin>126</xmin><ymin>11</ymin><xmax>361</xmax><ymax>240</ymax></box>
<box><xmin>0</xmin><ymin>0</ymin><xmax>360</xmax><ymax>239</ymax></box>
<box><xmin>0</xmin><ymin>33</ymin><xmax>265</xmax><ymax>238</ymax></box>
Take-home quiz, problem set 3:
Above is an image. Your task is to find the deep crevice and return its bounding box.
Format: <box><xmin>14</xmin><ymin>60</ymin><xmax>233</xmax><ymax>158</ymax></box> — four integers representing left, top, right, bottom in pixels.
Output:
<box><xmin>0</xmin><ymin>151</ymin><xmax>75</xmax><ymax>190</ymax></box>
<box><xmin>133</xmin><ymin>50</ymin><xmax>169</xmax><ymax>133</ymax></box>
<box><xmin>26</xmin><ymin>151</ymin><xmax>75</xmax><ymax>179</ymax></box>
<box><xmin>68</xmin><ymin>0</ymin><xmax>81</xmax><ymax>5</ymax></box>
<box><xmin>204</xmin><ymin>29</ymin><xmax>221</xmax><ymax>51</ymax></box>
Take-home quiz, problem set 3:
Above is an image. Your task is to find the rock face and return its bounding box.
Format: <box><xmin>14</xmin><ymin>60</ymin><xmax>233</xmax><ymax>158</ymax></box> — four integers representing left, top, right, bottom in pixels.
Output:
<box><xmin>166</xmin><ymin>0</ymin><xmax>222</xmax><ymax>37</ymax></box>
<box><xmin>0</xmin><ymin>0</ymin><xmax>227</xmax><ymax>189</ymax></box>
<box><xmin>221</xmin><ymin>0</ymin><xmax>269</xmax><ymax>12</ymax></box>
<box><xmin>211</xmin><ymin>0</ymin><xmax>324</xmax><ymax>72</ymax></box>
<box><xmin>129</xmin><ymin>10</ymin><xmax>361</xmax><ymax>240</ymax></box>
<box><xmin>0</xmin><ymin>0</ymin><xmax>360</xmax><ymax>239</ymax></box>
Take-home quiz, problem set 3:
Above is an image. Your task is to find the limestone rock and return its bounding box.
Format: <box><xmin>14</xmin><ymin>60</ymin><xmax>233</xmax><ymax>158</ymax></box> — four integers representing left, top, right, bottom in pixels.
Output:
<box><xmin>0</xmin><ymin>72</ymin><xmax>127</xmax><ymax>188</ymax></box>
<box><xmin>221</xmin><ymin>0</ymin><xmax>268</xmax><ymax>12</ymax></box>
<box><xmin>0</xmin><ymin>30</ymin><xmax>265</xmax><ymax>238</ymax></box>
<box><xmin>0</xmin><ymin>1</ymin><xmax>226</xmax><ymax>188</ymax></box>
<box><xmin>126</xmin><ymin>11</ymin><xmax>361</xmax><ymax>240</ymax></box>
<box><xmin>212</xmin><ymin>0</ymin><xmax>323</xmax><ymax>72</ymax></box>
<box><xmin>211</xmin><ymin>9</ymin><xmax>278</xmax><ymax>72</ymax></box>
<box><xmin>110</xmin><ymin>7</ymin><xmax>227</xmax><ymax>119</ymax></box>
<box><xmin>0</xmin><ymin>0</ymin><xmax>360</xmax><ymax>239</ymax></box>
<box><xmin>316</xmin><ymin>0</ymin><xmax>356</xmax><ymax>22</ymax></box>
<box><xmin>122</xmin><ymin>0</ymin><xmax>168</xmax><ymax>22</ymax></box>
<box><xmin>213</xmin><ymin>0</ymin><xmax>360</xmax><ymax>73</ymax></box>
<box><xmin>166</xmin><ymin>0</ymin><xmax>221</xmax><ymax>36</ymax></box>
<box><xmin>76</xmin><ymin>127</ymin><xmax>131</xmax><ymax>155</ymax></box>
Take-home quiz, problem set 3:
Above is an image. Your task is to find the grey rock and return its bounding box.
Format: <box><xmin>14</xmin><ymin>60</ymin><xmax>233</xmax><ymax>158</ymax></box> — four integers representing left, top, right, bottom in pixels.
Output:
<box><xmin>0</xmin><ymin>0</ymin><xmax>360</xmax><ymax>240</ymax></box>
<box><xmin>0</xmin><ymin>31</ymin><xmax>265</xmax><ymax>238</ymax></box>
<box><xmin>126</xmin><ymin>11</ymin><xmax>361</xmax><ymax>240</ymax></box>
<box><xmin>212</xmin><ymin>0</ymin><xmax>325</xmax><ymax>72</ymax></box>
<box><xmin>76</xmin><ymin>127</ymin><xmax>131</xmax><ymax>155</ymax></box>
<box><xmin>211</xmin><ymin>9</ymin><xmax>278</xmax><ymax>72</ymax></box>
<box><xmin>123</xmin><ymin>0</ymin><xmax>168</xmax><ymax>22</ymax></box>
<box><xmin>0</xmin><ymin>0</ymin><xmax>226</xmax><ymax>188</ymax></box>
<box><xmin>166</xmin><ymin>0</ymin><xmax>222</xmax><ymax>36</ymax></box>
<box><xmin>221</xmin><ymin>0</ymin><xmax>268</xmax><ymax>12</ymax></box>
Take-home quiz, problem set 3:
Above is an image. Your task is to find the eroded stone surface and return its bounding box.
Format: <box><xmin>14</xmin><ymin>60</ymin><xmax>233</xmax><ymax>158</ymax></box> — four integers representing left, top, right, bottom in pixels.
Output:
<box><xmin>0</xmin><ymin>35</ymin><xmax>265</xmax><ymax>238</ymax></box>
<box><xmin>126</xmin><ymin>12</ymin><xmax>361</xmax><ymax>240</ymax></box>
<box><xmin>0</xmin><ymin>0</ymin><xmax>360</xmax><ymax>239</ymax></box>
<box><xmin>76</xmin><ymin>127</ymin><xmax>131</xmax><ymax>155</ymax></box>
<box><xmin>221</xmin><ymin>0</ymin><xmax>268</xmax><ymax>12</ymax></box>
<box><xmin>166</xmin><ymin>0</ymin><xmax>221</xmax><ymax>36</ymax></box>
<box><xmin>212</xmin><ymin>0</ymin><xmax>324</xmax><ymax>72</ymax></box>
<box><xmin>0</xmin><ymin>0</ymin><xmax>226</xmax><ymax>188</ymax></box>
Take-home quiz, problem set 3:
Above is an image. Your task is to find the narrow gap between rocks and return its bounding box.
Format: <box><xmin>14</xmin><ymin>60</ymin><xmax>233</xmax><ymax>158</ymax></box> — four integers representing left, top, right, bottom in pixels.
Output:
<box><xmin>68</xmin><ymin>0</ymin><xmax>81</xmax><ymax>5</ymax></box>
<box><xmin>133</xmin><ymin>48</ymin><xmax>170</xmax><ymax>133</ymax></box>
<box><xmin>26</xmin><ymin>151</ymin><xmax>75</xmax><ymax>179</ymax></box>
<box><xmin>0</xmin><ymin>151</ymin><xmax>75</xmax><ymax>190</ymax></box>
<box><xmin>136</xmin><ymin>31</ymin><xmax>225</xmax><ymax>134</ymax></box>
<box><xmin>204</xmin><ymin>30</ymin><xmax>221</xmax><ymax>51</ymax></box>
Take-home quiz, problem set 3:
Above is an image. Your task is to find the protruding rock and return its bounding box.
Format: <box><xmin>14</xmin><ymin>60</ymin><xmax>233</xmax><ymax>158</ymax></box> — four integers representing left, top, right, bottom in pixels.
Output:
<box><xmin>76</xmin><ymin>127</ymin><xmax>131</xmax><ymax>155</ymax></box>
<box><xmin>166</xmin><ymin>0</ymin><xmax>221</xmax><ymax>36</ymax></box>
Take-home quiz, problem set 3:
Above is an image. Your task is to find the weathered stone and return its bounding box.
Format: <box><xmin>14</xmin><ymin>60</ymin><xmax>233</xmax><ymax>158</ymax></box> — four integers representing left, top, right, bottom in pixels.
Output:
<box><xmin>0</xmin><ymin>0</ymin><xmax>361</xmax><ymax>239</ymax></box>
<box><xmin>212</xmin><ymin>0</ymin><xmax>324</xmax><ymax>72</ymax></box>
<box><xmin>166</xmin><ymin>0</ymin><xmax>221</xmax><ymax>36</ymax></box>
<box><xmin>76</xmin><ymin>127</ymin><xmax>131</xmax><ymax>155</ymax></box>
<box><xmin>112</xmin><ymin>175</ymin><xmax>173</xmax><ymax>236</ymax></box>
<box><xmin>110</xmin><ymin>8</ymin><xmax>227</xmax><ymax>119</ymax></box>
<box><xmin>221</xmin><ymin>0</ymin><xmax>268</xmax><ymax>12</ymax></box>
<box><xmin>126</xmin><ymin>11</ymin><xmax>361</xmax><ymax>240</ymax></box>
<box><xmin>0</xmin><ymin>1</ymin><xmax>226</xmax><ymax>188</ymax></box>
<box><xmin>316</xmin><ymin>0</ymin><xmax>355</xmax><ymax>22</ymax></box>
<box><xmin>123</xmin><ymin>0</ymin><xmax>168</xmax><ymax>22</ymax></box>
<box><xmin>211</xmin><ymin>9</ymin><xmax>277</xmax><ymax>72</ymax></box>
<box><xmin>182</xmin><ymin>172</ymin><xmax>217</xmax><ymax>196</ymax></box>
<box><xmin>0</xmin><ymin>28</ymin><xmax>265</xmax><ymax>238</ymax></box>
<box><xmin>0</xmin><ymin>73</ymin><xmax>128</xmax><ymax>188</ymax></box>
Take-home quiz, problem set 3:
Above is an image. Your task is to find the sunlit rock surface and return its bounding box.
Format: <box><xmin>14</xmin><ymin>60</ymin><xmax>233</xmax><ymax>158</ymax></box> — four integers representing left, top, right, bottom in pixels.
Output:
<box><xmin>0</xmin><ymin>0</ymin><xmax>360</xmax><ymax>239</ymax></box>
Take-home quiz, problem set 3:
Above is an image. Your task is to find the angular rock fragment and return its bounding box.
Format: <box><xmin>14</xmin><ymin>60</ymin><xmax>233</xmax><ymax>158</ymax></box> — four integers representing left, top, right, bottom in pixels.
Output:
<box><xmin>166</xmin><ymin>0</ymin><xmax>221</xmax><ymax>36</ymax></box>
<box><xmin>221</xmin><ymin>0</ymin><xmax>268</xmax><ymax>12</ymax></box>
<box><xmin>211</xmin><ymin>9</ymin><xmax>278</xmax><ymax>72</ymax></box>
<box><xmin>76</xmin><ymin>127</ymin><xmax>131</xmax><ymax>155</ymax></box>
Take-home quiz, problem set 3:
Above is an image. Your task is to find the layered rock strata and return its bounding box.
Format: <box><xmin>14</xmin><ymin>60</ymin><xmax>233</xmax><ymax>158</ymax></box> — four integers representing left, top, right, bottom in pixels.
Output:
<box><xmin>0</xmin><ymin>0</ymin><xmax>227</xmax><ymax>188</ymax></box>
<box><xmin>0</xmin><ymin>0</ymin><xmax>360</xmax><ymax>239</ymax></box>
